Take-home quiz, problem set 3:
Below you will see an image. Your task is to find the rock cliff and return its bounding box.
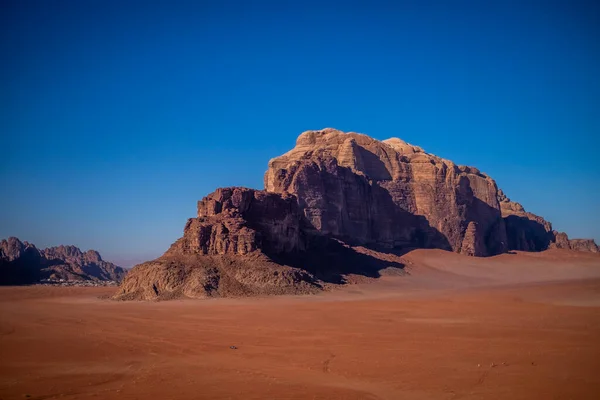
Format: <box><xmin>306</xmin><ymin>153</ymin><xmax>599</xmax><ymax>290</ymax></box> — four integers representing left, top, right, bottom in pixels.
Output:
<box><xmin>183</xmin><ymin>187</ymin><xmax>306</xmax><ymax>256</ymax></box>
<box><xmin>497</xmin><ymin>189</ymin><xmax>598</xmax><ymax>253</ymax></box>
<box><xmin>0</xmin><ymin>237</ymin><xmax>127</xmax><ymax>285</ymax></box>
<box><xmin>265</xmin><ymin>128</ymin><xmax>507</xmax><ymax>256</ymax></box>
<box><xmin>497</xmin><ymin>189</ymin><xmax>554</xmax><ymax>251</ymax></box>
<box><xmin>114</xmin><ymin>188</ymin><xmax>320</xmax><ymax>300</ymax></box>
<box><xmin>115</xmin><ymin>186</ymin><xmax>408</xmax><ymax>300</ymax></box>
<box><xmin>117</xmin><ymin>128</ymin><xmax>598</xmax><ymax>299</ymax></box>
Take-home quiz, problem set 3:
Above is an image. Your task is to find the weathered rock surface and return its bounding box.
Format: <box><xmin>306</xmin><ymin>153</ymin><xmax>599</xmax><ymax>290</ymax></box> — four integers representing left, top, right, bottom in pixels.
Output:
<box><xmin>497</xmin><ymin>190</ymin><xmax>598</xmax><ymax>252</ymax></box>
<box><xmin>115</xmin><ymin>186</ymin><xmax>408</xmax><ymax>300</ymax></box>
<box><xmin>265</xmin><ymin>128</ymin><xmax>507</xmax><ymax>256</ymax></box>
<box><xmin>0</xmin><ymin>237</ymin><xmax>45</xmax><ymax>284</ymax></box>
<box><xmin>115</xmin><ymin>187</ymin><xmax>319</xmax><ymax>300</ymax></box>
<box><xmin>567</xmin><ymin>239</ymin><xmax>599</xmax><ymax>253</ymax></box>
<box><xmin>0</xmin><ymin>237</ymin><xmax>126</xmax><ymax>285</ymax></box>
<box><xmin>117</xmin><ymin>128</ymin><xmax>598</xmax><ymax>300</ymax></box>
<box><xmin>186</xmin><ymin>187</ymin><xmax>306</xmax><ymax>255</ymax></box>
<box><xmin>460</xmin><ymin>222</ymin><xmax>486</xmax><ymax>257</ymax></box>
<box><xmin>497</xmin><ymin>189</ymin><xmax>554</xmax><ymax>251</ymax></box>
<box><xmin>550</xmin><ymin>234</ymin><xmax>599</xmax><ymax>253</ymax></box>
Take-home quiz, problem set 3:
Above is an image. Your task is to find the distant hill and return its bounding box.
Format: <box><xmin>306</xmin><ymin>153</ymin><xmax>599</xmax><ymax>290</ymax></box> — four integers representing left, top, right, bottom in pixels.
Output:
<box><xmin>0</xmin><ymin>237</ymin><xmax>127</xmax><ymax>285</ymax></box>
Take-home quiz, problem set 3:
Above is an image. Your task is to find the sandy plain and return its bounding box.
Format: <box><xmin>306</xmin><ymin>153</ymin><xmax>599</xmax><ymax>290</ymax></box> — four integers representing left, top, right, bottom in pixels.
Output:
<box><xmin>1</xmin><ymin>249</ymin><xmax>600</xmax><ymax>400</ymax></box>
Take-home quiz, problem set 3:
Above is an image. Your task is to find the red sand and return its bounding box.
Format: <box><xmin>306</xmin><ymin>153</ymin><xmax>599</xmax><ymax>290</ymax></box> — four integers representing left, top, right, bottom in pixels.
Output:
<box><xmin>1</xmin><ymin>249</ymin><xmax>600</xmax><ymax>400</ymax></box>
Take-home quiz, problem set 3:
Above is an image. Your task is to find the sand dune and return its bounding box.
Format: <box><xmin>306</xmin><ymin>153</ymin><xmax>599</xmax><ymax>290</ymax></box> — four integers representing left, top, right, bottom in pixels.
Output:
<box><xmin>1</xmin><ymin>249</ymin><xmax>599</xmax><ymax>400</ymax></box>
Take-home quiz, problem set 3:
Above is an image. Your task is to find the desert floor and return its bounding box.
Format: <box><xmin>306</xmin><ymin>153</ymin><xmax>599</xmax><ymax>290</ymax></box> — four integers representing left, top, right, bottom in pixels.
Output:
<box><xmin>1</xmin><ymin>249</ymin><xmax>600</xmax><ymax>400</ymax></box>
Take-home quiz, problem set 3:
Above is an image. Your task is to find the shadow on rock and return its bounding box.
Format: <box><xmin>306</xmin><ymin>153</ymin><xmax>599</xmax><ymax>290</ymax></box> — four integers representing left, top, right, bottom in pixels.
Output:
<box><xmin>265</xmin><ymin>234</ymin><xmax>407</xmax><ymax>285</ymax></box>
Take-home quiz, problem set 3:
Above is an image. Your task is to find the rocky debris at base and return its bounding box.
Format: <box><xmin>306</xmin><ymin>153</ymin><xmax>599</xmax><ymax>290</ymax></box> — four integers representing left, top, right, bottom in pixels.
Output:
<box><xmin>113</xmin><ymin>253</ymin><xmax>320</xmax><ymax>300</ymax></box>
<box><xmin>37</xmin><ymin>279</ymin><xmax>120</xmax><ymax>287</ymax></box>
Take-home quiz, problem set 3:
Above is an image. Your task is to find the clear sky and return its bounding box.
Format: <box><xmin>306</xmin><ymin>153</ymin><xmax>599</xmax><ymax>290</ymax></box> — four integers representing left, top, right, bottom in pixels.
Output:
<box><xmin>1</xmin><ymin>0</ymin><xmax>598</xmax><ymax>266</ymax></box>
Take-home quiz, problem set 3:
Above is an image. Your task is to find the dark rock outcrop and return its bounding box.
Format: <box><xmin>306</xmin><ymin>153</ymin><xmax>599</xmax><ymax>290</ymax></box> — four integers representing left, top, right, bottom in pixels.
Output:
<box><xmin>115</xmin><ymin>188</ymin><xmax>320</xmax><ymax>300</ymax></box>
<box><xmin>185</xmin><ymin>187</ymin><xmax>306</xmax><ymax>255</ymax></box>
<box><xmin>550</xmin><ymin>233</ymin><xmax>599</xmax><ymax>253</ymax></box>
<box><xmin>497</xmin><ymin>189</ymin><xmax>598</xmax><ymax>252</ymax></box>
<box><xmin>0</xmin><ymin>238</ymin><xmax>45</xmax><ymax>284</ymax></box>
<box><xmin>115</xmin><ymin>186</ymin><xmax>409</xmax><ymax>300</ymax></box>
<box><xmin>0</xmin><ymin>237</ymin><xmax>126</xmax><ymax>285</ymax></box>
<box><xmin>567</xmin><ymin>239</ymin><xmax>599</xmax><ymax>253</ymax></box>
<box><xmin>497</xmin><ymin>189</ymin><xmax>554</xmax><ymax>251</ymax></box>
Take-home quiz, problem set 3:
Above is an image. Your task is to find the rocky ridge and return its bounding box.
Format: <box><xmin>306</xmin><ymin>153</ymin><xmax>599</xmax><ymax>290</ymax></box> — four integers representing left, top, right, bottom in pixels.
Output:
<box><xmin>117</xmin><ymin>128</ymin><xmax>598</xmax><ymax>300</ymax></box>
<box><xmin>0</xmin><ymin>237</ymin><xmax>127</xmax><ymax>285</ymax></box>
<box><xmin>497</xmin><ymin>190</ymin><xmax>598</xmax><ymax>253</ymax></box>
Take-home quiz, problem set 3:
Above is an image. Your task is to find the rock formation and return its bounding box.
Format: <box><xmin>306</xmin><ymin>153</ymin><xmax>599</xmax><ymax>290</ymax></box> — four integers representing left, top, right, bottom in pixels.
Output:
<box><xmin>114</xmin><ymin>188</ymin><xmax>319</xmax><ymax>300</ymax></box>
<box><xmin>497</xmin><ymin>190</ymin><xmax>598</xmax><ymax>252</ymax></box>
<box><xmin>566</xmin><ymin>239</ymin><xmax>599</xmax><ymax>253</ymax></box>
<box><xmin>115</xmin><ymin>186</ymin><xmax>408</xmax><ymax>300</ymax></box>
<box><xmin>184</xmin><ymin>187</ymin><xmax>306</xmax><ymax>256</ymax></box>
<box><xmin>497</xmin><ymin>189</ymin><xmax>554</xmax><ymax>251</ymax></box>
<box><xmin>117</xmin><ymin>128</ymin><xmax>598</xmax><ymax>299</ymax></box>
<box><xmin>265</xmin><ymin>128</ymin><xmax>507</xmax><ymax>256</ymax></box>
<box><xmin>0</xmin><ymin>237</ymin><xmax>127</xmax><ymax>285</ymax></box>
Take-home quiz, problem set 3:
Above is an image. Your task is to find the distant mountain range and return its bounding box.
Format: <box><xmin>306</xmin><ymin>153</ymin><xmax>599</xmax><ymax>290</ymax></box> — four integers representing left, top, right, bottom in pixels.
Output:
<box><xmin>0</xmin><ymin>237</ymin><xmax>127</xmax><ymax>285</ymax></box>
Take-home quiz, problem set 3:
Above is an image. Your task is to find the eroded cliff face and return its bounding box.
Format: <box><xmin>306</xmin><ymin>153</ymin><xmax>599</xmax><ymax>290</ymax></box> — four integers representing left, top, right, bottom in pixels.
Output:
<box><xmin>0</xmin><ymin>238</ymin><xmax>44</xmax><ymax>284</ymax></box>
<box><xmin>114</xmin><ymin>185</ymin><xmax>413</xmax><ymax>300</ymax></box>
<box><xmin>168</xmin><ymin>187</ymin><xmax>306</xmax><ymax>257</ymax></box>
<box><xmin>265</xmin><ymin>128</ymin><xmax>507</xmax><ymax>256</ymax></box>
<box><xmin>497</xmin><ymin>190</ymin><xmax>599</xmax><ymax>253</ymax></box>
<box><xmin>567</xmin><ymin>239</ymin><xmax>599</xmax><ymax>253</ymax></box>
<box><xmin>114</xmin><ymin>188</ymin><xmax>320</xmax><ymax>300</ymax></box>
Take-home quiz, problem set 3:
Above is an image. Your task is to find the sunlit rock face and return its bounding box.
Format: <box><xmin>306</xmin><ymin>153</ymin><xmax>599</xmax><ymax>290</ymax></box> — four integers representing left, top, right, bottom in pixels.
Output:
<box><xmin>265</xmin><ymin>128</ymin><xmax>507</xmax><ymax>256</ymax></box>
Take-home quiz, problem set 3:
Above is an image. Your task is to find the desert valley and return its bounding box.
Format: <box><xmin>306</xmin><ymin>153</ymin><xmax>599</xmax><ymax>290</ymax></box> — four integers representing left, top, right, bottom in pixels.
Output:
<box><xmin>1</xmin><ymin>129</ymin><xmax>600</xmax><ymax>399</ymax></box>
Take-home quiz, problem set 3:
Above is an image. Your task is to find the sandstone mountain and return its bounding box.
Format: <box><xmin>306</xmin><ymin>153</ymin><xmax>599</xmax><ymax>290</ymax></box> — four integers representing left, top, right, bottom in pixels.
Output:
<box><xmin>117</xmin><ymin>128</ymin><xmax>598</xmax><ymax>299</ymax></box>
<box><xmin>265</xmin><ymin>129</ymin><xmax>507</xmax><ymax>256</ymax></box>
<box><xmin>0</xmin><ymin>237</ymin><xmax>127</xmax><ymax>285</ymax></box>
<box><xmin>265</xmin><ymin>129</ymin><xmax>597</xmax><ymax>255</ymax></box>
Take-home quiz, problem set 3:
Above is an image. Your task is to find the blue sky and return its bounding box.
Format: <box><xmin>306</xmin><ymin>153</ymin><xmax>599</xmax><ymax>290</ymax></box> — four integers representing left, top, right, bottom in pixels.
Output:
<box><xmin>1</xmin><ymin>0</ymin><xmax>598</xmax><ymax>266</ymax></box>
